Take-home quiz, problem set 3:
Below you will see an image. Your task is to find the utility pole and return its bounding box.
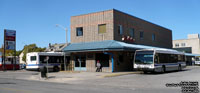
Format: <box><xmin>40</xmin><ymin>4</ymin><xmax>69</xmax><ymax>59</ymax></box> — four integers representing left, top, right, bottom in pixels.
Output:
<box><xmin>3</xmin><ymin>30</ymin><xmax>6</xmax><ymax>71</ymax></box>
<box><xmin>56</xmin><ymin>24</ymin><xmax>68</xmax><ymax>71</ymax></box>
<box><xmin>56</xmin><ymin>24</ymin><xmax>68</xmax><ymax>43</ymax></box>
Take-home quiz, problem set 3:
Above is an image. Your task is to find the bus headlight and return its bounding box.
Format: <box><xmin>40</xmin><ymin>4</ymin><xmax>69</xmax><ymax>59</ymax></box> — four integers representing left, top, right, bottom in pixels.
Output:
<box><xmin>149</xmin><ymin>64</ymin><xmax>154</xmax><ymax>68</ymax></box>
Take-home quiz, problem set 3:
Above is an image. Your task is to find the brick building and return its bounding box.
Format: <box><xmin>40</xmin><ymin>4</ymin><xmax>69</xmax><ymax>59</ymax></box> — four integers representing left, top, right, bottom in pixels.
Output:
<box><xmin>71</xmin><ymin>9</ymin><xmax>172</xmax><ymax>48</ymax></box>
<box><xmin>63</xmin><ymin>9</ymin><xmax>172</xmax><ymax>72</ymax></box>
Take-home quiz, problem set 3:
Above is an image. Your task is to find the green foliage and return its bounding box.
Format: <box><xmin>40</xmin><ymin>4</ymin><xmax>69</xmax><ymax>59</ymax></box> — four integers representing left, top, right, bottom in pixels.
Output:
<box><xmin>0</xmin><ymin>44</ymin><xmax>45</xmax><ymax>63</ymax></box>
<box><xmin>16</xmin><ymin>50</ymin><xmax>22</xmax><ymax>56</ymax></box>
<box><xmin>0</xmin><ymin>48</ymin><xmax>21</xmax><ymax>56</ymax></box>
<box><xmin>22</xmin><ymin>44</ymin><xmax>46</xmax><ymax>62</ymax></box>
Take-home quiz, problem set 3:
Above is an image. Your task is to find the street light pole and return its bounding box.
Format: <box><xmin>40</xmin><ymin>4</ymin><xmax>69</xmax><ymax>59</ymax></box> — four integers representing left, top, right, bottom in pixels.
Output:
<box><xmin>56</xmin><ymin>24</ymin><xmax>68</xmax><ymax>71</ymax></box>
<box><xmin>56</xmin><ymin>24</ymin><xmax>68</xmax><ymax>43</ymax></box>
<box><xmin>63</xmin><ymin>52</ymin><xmax>66</xmax><ymax>71</ymax></box>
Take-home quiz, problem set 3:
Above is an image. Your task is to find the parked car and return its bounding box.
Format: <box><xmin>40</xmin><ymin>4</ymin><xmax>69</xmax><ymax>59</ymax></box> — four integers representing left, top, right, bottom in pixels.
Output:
<box><xmin>20</xmin><ymin>64</ymin><xmax>26</xmax><ymax>69</ymax></box>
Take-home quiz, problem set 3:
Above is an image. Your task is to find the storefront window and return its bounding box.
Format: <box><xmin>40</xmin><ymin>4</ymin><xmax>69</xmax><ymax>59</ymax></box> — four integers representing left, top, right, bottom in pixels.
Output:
<box><xmin>95</xmin><ymin>53</ymin><xmax>109</xmax><ymax>67</ymax></box>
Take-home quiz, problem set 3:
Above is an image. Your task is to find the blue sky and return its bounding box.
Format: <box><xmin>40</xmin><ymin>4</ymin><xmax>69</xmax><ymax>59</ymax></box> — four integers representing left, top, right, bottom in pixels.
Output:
<box><xmin>0</xmin><ymin>0</ymin><xmax>200</xmax><ymax>50</ymax></box>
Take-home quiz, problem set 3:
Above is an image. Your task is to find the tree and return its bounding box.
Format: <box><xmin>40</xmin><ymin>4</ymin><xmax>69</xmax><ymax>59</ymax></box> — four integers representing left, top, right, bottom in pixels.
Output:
<box><xmin>0</xmin><ymin>48</ymin><xmax>21</xmax><ymax>57</ymax></box>
<box><xmin>22</xmin><ymin>44</ymin><xmax>46</xmax><ymax>62</ymax></box>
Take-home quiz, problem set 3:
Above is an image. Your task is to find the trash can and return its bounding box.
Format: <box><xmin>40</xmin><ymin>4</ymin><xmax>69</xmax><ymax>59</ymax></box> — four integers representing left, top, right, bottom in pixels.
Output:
<box><xmin>41</xmin><ymin>66</ymin><xmax>47</xmax><ymax>78</ymax></box>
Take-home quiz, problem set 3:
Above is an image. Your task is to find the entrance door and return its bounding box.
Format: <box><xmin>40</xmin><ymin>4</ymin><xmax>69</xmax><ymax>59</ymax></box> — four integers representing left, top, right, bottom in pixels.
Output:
<box><xmin>95</xmin><ymin>53</ymin><xmax>110</xmax><ymax>67</ymax></box>
<box><xmin>74</xmin><ymin>56</ymin><xmax>86</xmax><ymax>71</ymax></box>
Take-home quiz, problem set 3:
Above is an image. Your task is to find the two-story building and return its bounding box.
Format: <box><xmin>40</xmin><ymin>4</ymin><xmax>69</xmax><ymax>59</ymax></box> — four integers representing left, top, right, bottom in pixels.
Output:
<box><xmin>63</xmin><ymin>9</ymin><xmax>172</xmax><ymax>72</ymax></box>
<box><xmin>173</xmin><ymin>34</ymin><xmax>200</xmax><ymax>54</ymax></box>
<box><xmin>173</xmin><ymin>34</ymin><xmax>200</xmax><ymax>65</ymax></box>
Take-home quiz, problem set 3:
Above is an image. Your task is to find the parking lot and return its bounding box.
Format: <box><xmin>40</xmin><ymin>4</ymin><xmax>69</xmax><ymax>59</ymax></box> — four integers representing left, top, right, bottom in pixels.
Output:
<box><xmin>0</xmin><ymin>66</ymin><xmax>199</xmax><ymax>93</ymax></box>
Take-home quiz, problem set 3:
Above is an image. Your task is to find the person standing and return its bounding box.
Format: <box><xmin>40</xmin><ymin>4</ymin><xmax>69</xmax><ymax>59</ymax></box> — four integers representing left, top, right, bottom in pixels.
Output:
<box><xmin>96</xmin><ymin>60</ymin><xmax>101</xmax><ymax>72</ymax></box>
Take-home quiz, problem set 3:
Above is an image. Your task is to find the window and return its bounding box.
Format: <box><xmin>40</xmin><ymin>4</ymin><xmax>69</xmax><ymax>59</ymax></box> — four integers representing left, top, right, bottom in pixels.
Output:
<box><xmin>76</xmin><ymin>27</ymin><xmax>83</xmax><ymax>36</ymax></box>
<box><xmin>140</xmin><ymin>31</ymin><xmax>144</xmax><ymax>39</ymax></box>
<box><xmin>152</xmin><ymin>34</ymin><xmax>155</xmax><ymax>41</ymax></box>
<box><xmin>118</xmin><ymin>25</ymin><xmax>123</xmax><ymax>35</ymax></box>
<box><xmin>129</xmin><ymin>28</ymin><xmax>135</xmax><ymax>38</ymax></box>
<box><xmin>98</xmin><ymin>24</ymin><xmax>106</xmax><ymax>34</ymax></box>
<box><xmin>181</xmin><ymin>43</ymin><xmax>186</xmax><ymax>47</ymax></box>
<box><xmin>135</xmin><ymin>51</ymin><xmax>154</xmax><ymax>64</ymax></box>
<box><xmin>30</xmin><ymin>56</ymin><xmax>36</xmax><ymax>61</ymax></box>
<box><xmin>75</xmin><ymin>56</ymin><xmax>86</xmax><ymax>67</ymax></box>
<box><xmin>119</xmin><ymin>55</ymin><xmax>123</xmax><ymax>62</ymax></box>
<box><xmin>40</xmin><ymin>56</ymin><xmax>64</xmax><ymax>63</ymax></box>
<box><xmin>175</xmin><ymin>43</ymin><xmax>179</xmax><ymax>47</ymax></box>
<box><xmin>178</xmin><ymin>55</ymin><xmax>185</xmax><ymax>61</ymax></box>
<box><xmin>157</xmin><ymin>53</ymin><xmax>181</xmax><ymax>63</ymax></box>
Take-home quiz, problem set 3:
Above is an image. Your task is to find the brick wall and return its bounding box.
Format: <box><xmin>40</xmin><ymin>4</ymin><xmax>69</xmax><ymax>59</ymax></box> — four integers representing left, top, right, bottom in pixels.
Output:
<box><xmin>71</xmin><ymin>10</ymin><xmax>114</xmax><ymax>43</ymax></box>
<box><xmin>113</xmin><ymin>10</ymin><xmax>172</xmax><ymax>48</ymax></box>
<box><xmin>70</xmin><ymin>9</ymin><xmax>172</xmax><ymax>48</ymax></box>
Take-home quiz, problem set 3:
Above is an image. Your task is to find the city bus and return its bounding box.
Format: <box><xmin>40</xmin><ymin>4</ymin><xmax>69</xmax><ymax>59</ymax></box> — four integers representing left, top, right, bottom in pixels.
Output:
<box><xmin>26</xmin><ymin>52</ymin><xmax>69</xmax><ymax>72</ymax></box>
<box><xmin>195</xmin><ymin>56</ymin><xmax>200</xmax><ymax>65</ymax></box>
<box><xmin>134</xmin><ymin>49</ymin><xmax>186</xmax><ymax>73</ymax></box>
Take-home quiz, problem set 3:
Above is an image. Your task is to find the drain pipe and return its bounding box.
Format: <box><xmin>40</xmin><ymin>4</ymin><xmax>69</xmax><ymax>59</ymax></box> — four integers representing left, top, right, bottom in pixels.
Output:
<box><xmin>104</xmin><ymin>52</ymin><xmax>114</xmax><ymax>72</ymax></box>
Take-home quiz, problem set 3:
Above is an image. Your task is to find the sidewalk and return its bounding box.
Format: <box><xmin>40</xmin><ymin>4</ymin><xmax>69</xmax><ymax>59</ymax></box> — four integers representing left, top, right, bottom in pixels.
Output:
<box><xmin>27</xmin><ymin>71</ymin><xmax>142</xmax><ymax>83</ymax></box>
<box><xmin>0</xmin><ymin>70</ymin><xmax>142</xmax><ymax>83</ymax></box>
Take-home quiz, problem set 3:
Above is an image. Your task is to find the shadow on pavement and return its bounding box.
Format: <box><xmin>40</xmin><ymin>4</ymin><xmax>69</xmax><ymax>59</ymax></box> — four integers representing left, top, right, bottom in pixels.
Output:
<box><xmin>142</xmin><ymin>69</ymin><xmax>190</xmax><ymax>75</ymax></box>
<box><xmin>0</xmin><ymin>82</ymin><xmax>16</xmax><ymax>85</ymax></box>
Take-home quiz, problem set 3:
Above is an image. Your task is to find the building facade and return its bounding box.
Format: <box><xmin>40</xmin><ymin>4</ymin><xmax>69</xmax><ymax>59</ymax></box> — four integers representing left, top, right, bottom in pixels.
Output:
<box><xmin>71</xmin><ymin>9</ymin><xmax>172</xmax><ymax>48</ymax></box>
<box><xmin>64</xmin><ymin>9</ymin><xmax>173</xmax><ymax>72</ymax></box>
<box><xmin>173</xmin><ymin>34</ymin><xmax>200</xmax><ymax>54</ymax></box>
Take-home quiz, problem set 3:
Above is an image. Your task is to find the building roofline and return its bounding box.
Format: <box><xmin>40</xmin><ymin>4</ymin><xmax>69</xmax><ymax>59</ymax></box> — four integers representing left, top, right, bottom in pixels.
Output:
<box><xmin>173</xmin><ymin>39</ymin><xmax>188</xmax><ymax>41</ymax></box>
<box><xmin>173</xmin><ymin>38</ymin><xmax>200</xmax><ymax>41</ymax></box>
<box><xmin>112</xmin><ymin>9</ymin><xmax>172</xmax><ymax>31</ymax></box>
<box><xmin>71</xmin><ymin>9</ymin><xmax>115</xmax><ymax>17</ymax></box>
<box><xmin>71</xmin><ymin>9</ymin><xmax>172</xmax><ymax>31</ymax></box>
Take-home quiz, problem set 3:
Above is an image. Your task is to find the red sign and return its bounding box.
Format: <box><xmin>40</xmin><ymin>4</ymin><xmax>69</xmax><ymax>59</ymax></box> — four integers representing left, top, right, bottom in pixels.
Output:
<box><xmin>5</xmin><ymin>36</ymin><xmax>15</xmax><ymax>41</ymax></box>
<box><xmin>122</xmin><ymin>36</ymin><xmax>135</xmax><ymax>43</ymax></box>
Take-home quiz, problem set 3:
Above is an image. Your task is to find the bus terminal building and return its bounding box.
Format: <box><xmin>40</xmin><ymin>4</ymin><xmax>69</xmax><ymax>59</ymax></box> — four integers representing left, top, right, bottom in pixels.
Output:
<box><xmin>62</xmin><ymin>9</ymin><xmax>173</xmax><ymax>72</ymax></box>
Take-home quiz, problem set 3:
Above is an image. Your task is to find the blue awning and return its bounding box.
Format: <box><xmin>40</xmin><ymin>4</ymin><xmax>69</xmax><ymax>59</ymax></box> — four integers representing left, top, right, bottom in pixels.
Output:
<box><xmin>62</xmin><ymin>40</ymin><xmax>171</xmax><ymax>52</ymax></box>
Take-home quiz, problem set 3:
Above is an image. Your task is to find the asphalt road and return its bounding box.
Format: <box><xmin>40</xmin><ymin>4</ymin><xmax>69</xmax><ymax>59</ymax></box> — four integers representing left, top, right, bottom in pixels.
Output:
<box><xmin>0</xmin><ymin>66</ymin><xmax>199</xmax><ymax>93</ymax></box>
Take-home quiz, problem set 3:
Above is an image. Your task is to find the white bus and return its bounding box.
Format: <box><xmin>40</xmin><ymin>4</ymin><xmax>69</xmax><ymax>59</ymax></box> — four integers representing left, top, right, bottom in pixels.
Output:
<box><xmin>26</xmin><ymin>52</ymin><xmax>68</xmax><ymax>72</ymax></box>
<box><xmin>195</xmin><ymin>56</ymin><xmax>200</xmax><ymax>65</ymax></box>
<box><xmin>134</xmin><ymin>49</ymin><xmax>186</xmax><ymax>73</ymax></box>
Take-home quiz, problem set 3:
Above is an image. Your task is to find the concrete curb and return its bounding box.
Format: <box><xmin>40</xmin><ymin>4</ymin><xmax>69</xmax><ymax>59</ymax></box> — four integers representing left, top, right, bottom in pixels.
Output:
<box><xmin>59</xmin><ymin>71</ymin><xmax>81</xmax><ymax>73</ymax></box>
<box><xmin>101</xmin><ymin>71</ymin><xmax>142</xmax><ymax>78</ymax></box>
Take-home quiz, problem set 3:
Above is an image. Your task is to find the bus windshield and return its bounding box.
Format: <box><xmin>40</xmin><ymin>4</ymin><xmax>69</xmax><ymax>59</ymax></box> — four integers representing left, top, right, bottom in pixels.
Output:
<box><xmin>135</xmin><ymin>51</ymin><xmax>154</xmax><ymax>64</ymax></box>
<box><xmin>196</xmin><ymin>57</ymin><xmax>200</xmax><ymax>61</ymax></box>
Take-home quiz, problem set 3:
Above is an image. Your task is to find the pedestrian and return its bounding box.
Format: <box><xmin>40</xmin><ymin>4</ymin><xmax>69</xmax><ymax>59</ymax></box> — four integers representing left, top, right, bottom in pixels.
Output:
<box><xmin>41</xmin><ymin>66</ymin><xmax>47</xmax><ymax>78</ymax></box>
<box><xmin>100</xmin><ymin>64</ymin><xmax>103</xmax><ymax>72</ymax></box>
<box><xmin>96</xmin><ymin>60</ymin><xmax>101</xmax><ymax>72</ymax></box>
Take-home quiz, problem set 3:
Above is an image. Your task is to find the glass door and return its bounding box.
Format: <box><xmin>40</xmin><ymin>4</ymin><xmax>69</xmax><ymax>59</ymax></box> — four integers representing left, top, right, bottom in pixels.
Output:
<box><xmin>74</xmin><ymin>56</ymin><xmax>86</xmax><ymax>71</ymax></box>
